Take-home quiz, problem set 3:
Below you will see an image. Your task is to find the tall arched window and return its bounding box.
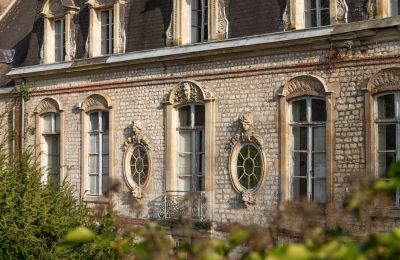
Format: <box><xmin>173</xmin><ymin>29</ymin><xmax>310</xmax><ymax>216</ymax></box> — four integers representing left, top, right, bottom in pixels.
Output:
<box><xmin>35</xmin><ymin>98</ymin><xmax>64</xmax><ymax>187</ymax></box>
<box><xmin>289</xmin><ymin>97</ymin><xmax>327</xmax><ymax>203</ymax></box>
<box><xmin>279</xmin><ymin>75</ymin><xmax>333</xmax><ymax>204</ymax></box>
<box><xmin>80</xmin><ymin>94</ymin><xmax>113</xmax><ymax>200</ymax></box>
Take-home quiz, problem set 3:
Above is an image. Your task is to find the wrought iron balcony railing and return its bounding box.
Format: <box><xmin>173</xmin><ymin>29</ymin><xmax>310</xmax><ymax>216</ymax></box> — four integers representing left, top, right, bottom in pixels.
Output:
<box><xmin>158</xmin><ymin>191</ymin><xmax>206</xmax><ymax>221</ymax></box>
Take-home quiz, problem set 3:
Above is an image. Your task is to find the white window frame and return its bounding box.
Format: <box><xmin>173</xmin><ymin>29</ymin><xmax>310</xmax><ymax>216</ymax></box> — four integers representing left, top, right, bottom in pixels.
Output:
<box><xmin>189</xmin><ymin>0</ymin><xmax>208</xmax><ymax>43</ymax></box>
<box><xmin>176</xmin><ymin>104</ymin><xmax>205</xmax><ymax>192</ymax></box>
<box><xmin>41</xmin><ymin>113</ymin><xmax>60</xmax><ymax>185</ymax></box>
<box><xmin>304</xmin><ymin>0</ymin><xmax>330</xmax><ymax>28</ymax></box>
<box><xmin>53</xmin><ymin>18</ymin><xmax>65</xmax><ymax>62</ymax></box>
<box><xmin>375</xmin><ymin>91</ymin><xmax>400</xmax><ymax>208</ymax></box>
<box><xmin>87</xmin><ymin>110</ymin><xmax>109</xmax><ymax>196</ymax></box>
<box><xmin>289</xmin><ymin>96</ymin><xmax>327</xmax><ymax>203</ymax></box>
<box><xmin>100</xmin><ymin>9</ymin><xmax>114</xmax><ymax>55</ymax></box>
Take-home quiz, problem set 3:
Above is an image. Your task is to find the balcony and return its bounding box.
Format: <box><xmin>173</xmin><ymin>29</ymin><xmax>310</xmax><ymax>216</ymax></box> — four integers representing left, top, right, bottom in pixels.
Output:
<box><xmin>158</xmin><ymin>191</ymin><xmax>207</xmax><ymax>221</ymax></box>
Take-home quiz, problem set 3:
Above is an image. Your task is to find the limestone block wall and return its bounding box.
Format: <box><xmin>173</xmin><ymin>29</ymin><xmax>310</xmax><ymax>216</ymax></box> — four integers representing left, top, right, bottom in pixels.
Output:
<box><xmin>20</xmin><ymin>38</ymin><xmax>400</xmax><ymax>228</ymax></box>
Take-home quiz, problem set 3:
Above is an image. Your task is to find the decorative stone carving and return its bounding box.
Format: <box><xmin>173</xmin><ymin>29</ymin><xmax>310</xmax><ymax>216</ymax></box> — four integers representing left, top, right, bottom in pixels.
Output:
<box><xmin>35</xmin><ymin>98</ymin><xmax>61</xmax><ymax>115</ymax></box>
<box><xmin>283</xmin><ymin>76</ymin><xmax>326</xmax><ymax>99</ymax></box>
<box><xmin>283</xmin><ymin>0</ymin><xmax>295</xmax><ymax>31</ymax></box>
<box><xmin>165</xmin><ymin>14</ymin><xmax>173</xmax><ymax>46</ymax></box>
<box><xmin>216</xmin><ymin>0</ymin><xmax>228</xmax><ymax>36</ymax></box>
<box><xmin>81</xmin><ymin>94</ymin><xmax>110</xmax><ymax>111</ymax></box>
<box><xmin>336</xmin><ymin>0</ymin><xmax>348</xmax><ymax>23</ymax></box>
<box><xmin>369</xmin><ymin>68</ymin><xmax>400</xmax><ymax>91</ymax></box>
<box><xmin>228</xmin><ymin>114</ymin><xmax>266</xmax><ymax>206</ymax></box>
<box><xmin>168</xmin><ymin>80</ymin><xmax>215</xmax><ymax>106</ymax></box>
<box><xmin>123</xmin><ymin>120</ymin><xmax>152</xmax><ymax>199</ymax></box>
<box><xmin>367</xmin><ymin>0</ymin><xmax>376</xmax><ymax>20</ymax></box>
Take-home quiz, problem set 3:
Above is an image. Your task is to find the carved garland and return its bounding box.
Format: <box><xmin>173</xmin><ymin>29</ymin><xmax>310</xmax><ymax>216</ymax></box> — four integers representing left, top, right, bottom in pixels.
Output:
<box><xmin>35</xmin><ymin>98</ymin><xmax>61</xmax><ymax>115</ymax></box>
<box><xmin>368</xmin><ymin>68</ymin><xmax>400</xmax><ymax>92</ymax></box>
<box><xmin>283</xmin><ymin>76</ymin><xmax>326</xmax><ymax>99</ymax></box>
<box><xmin>123</xmin><ymin>121</ymin><xmax>152</xmax><ymax>199</ymax></box>
<box><xmin>81</xmin><ymin>94</ymin><xmax>110</xmax><ymax>111</ymax></box>
<box><xmin>229</xmin><ymin>114</ymin><xmax>266</xmax><ymax>208</ymax></box>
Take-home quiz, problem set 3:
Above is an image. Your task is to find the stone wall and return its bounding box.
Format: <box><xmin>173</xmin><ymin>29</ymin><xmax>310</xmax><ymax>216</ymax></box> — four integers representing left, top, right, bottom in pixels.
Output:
<box><xmin>19</xmin><ymin>36</ymin><xmax>400</xmax><ymax>229</ymax></box>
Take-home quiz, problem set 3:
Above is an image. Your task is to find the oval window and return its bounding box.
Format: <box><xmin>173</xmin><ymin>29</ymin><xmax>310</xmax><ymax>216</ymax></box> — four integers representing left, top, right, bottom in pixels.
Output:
<box><xmin>237</xmin><ymin>144</ymin><xmax>263</xmax><ymax>190</ymax></box>
<box><xmin>123</xmin><ymin>144</ymin><xmax>152</xmax><ymax>191</ymax></box>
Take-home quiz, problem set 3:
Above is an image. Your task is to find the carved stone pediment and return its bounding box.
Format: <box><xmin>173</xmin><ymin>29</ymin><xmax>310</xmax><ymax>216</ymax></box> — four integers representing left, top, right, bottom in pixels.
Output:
<box><xmin>81</xmin><ymin>94</ymin><xmax>111</xmax><ymax>111</ymax></box>
<box><xmin>369</xmin><ymin>68</ymin><xmax>400</xmax><ymax>91</ymax></box>
<box><xmin>41</xmin><ymin>0</ymin><xmax>79</xmax><ymax>17</ymax></box>
<box><xmin>283</xmin><ymin>76</ymin><xmax>326</xmax><ymax>99</ymax></box>
<box><xmin>85</xmin><ymin>0</ymin><xmax>122</xmax><ymax>8</ymax></box>
<box><xmin>167</xmin><ymin>80</ymin><xmax>215</xmax><ymax>106</ymax></box>
<box><xmin>35</xmin><ymin>98</ymin><xmax>61</xmax><ymax>115</ymax></box>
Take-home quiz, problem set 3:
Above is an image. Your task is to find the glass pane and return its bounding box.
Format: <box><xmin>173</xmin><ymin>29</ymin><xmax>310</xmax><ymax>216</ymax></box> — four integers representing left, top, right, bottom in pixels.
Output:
<box><xmin>89</xmin><ymin>175</ymin><xmax>99</xmax><ymax>195</ymax></box>
<box><xmin>179</xmin><ymin>106</ymin><xmax>191</xmax><ymax>127</ymax></box>
<box><xmin>311</xmin><ymin>0</ymin><xmax>316</xmax><ymax>8</ymax></box>
<box><xmin>102</xmin><ymin>134</ymin><xmax>109</xmax><ymax>154</ymax></box>
<box><xmin>178</xmin><ymin>154</ymin><xmax>191</xmax><ymax>176</ymax></box>
<box><xmin>292</xmin><ymin>99</ymin><xmax>307</xmax><ymax>122</ymax></box>
<box><xmin>45</xmin><ymin>135</ymin><xmax>59</xmax><ymax>155</ymax></box>
<box><xmin>43</xmin><ymin>114</ymin><xmax>53</xmax><ymax>132</ymax></box>
<box><xmin>292</xmin><ymin>178</ymin><xmax>308</xmax><ymax>200</ymax></box>
<box><xmin>311</xmin><ymin>10</ymin><xmax>317</xmax><ymax>27</ymax></box>
<box><xmin>196</xmin><ymin>131</ymin><xmax>204</xmax><ymax>153</ymax></box>
<box><xmin>321</xmin><ymin>0</ymin><xmax>329</xmax><ymax>8</ymax></box>
<box><xmin>195</xmin><ymin>105</ymin><xmax>205</xmax><ymax>126</ymax></box>
<box><xmin>178</xmin><ymin>131</ymin><xmax>192</xmax><ymax>153</ymax></box>
<box><xmin>312</xmin><ymin>153</ymin><xmax>326</xmax><ymax>178</ymax></box>
<box><xmin>293</xmin><ymin>127</ymin><xmax>308</xmax><ymax>150</ymax></box>
<box><xmin>177</xmin><ymin>176</ymin><xmax>191</xmax><ymax>192</ymax></box>
<box><xmin>312</xmin><ymin>99</ymin><xmax>326</xmax><ymax>122</ymax></box>
<box><xmin>197</xmin><ymin>153</ymin><xmax>204</xmax><ymax>175</ymax></box>
<box><xmin>312</xmin><ymin>126</ymin><xmax>326</xmax><ymax>151</ymax></box>
<box><xmin>102</xmin><ymin>111</ymin><xmax>109</xmax><ymax>131</ymax></box>
<box><xmin>321</xmin><ymin>10</ymin><xmax>330</xmax><ymax>26</ymax></box>
<box><xmin>89</xmin><ymin>112</ymin><xmax>99</xmax><ymax>130</ymax></box>
<box><xmin>54</xmin><ymin>114</ymin><xmax>60</xmax><ymax>132</ymax></box>
<box><xmin>312</xmin><ymin>178</ymin><xmax>326</xmax><ymax>203</ymax></box>
<box><xmin>378</xmin><ymin>124</ymin><xmax>396</xmax><ymax>150</ymax></box>
<box><xmin>89</xmin><ymin>134</ymin><xmax>99</xmax><ymax>154</ymax></box>
<box><xmin>47</xmin><ymin>155</ymin><xmax>59</xmax><ymax>169</ymax></box>
<box><xmin>102</xmin><ymin>155</ymin><xmax>109</xmax><ymax>174</ymax></box>
<box><xmin>191</xmin><ymin>10</ymin><xmax>199</xmax><ymax>26</ymax></box>
<box><xmin>378</xmin><ymin>152</ymin><xmax>397</xmax><ymax>178</ymax></box>
<box><xmin>293</xmin><ymin>152</ymin><xmax>307</xmax><ymax>177</ymax></box>
<box><xmin>89</xmin><ymin>155</ymin><xmax>99</xmax><ymax>174</ymax></box>
<box><xmin>102</xmin><ymin>174</ymin><xmax>109</xmax><ymax>195</ymax></box>
<box><xmin>377</xmin><ymin>94</ymin><xmax>395</xmax><ymax>119</ymax></box>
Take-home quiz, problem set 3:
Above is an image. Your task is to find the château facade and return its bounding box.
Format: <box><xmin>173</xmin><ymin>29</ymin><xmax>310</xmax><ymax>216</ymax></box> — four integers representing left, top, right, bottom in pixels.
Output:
<box><xmin>1</xmin><ymin>0</ymin><xmax>400</xmax><ymax>238</ymax></box>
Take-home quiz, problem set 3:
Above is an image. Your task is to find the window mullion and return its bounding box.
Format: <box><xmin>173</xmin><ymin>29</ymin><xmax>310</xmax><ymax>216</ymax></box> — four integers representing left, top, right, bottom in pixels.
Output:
<box><xmin>191</xmin><ymin>105</ymin><xmax>196</xmax><ymax>191</ymax></box>
<box><xmin>99</xmin><ymin>113</ymin><xmax>103</xmax><ymax>195</ymax></box>
<box><xmin>307</xmin><ymin>125</ymin><xmax>313</xmax><ymax>201</ymax></box>
<box><xmin>317</xmin><ymin>0</ymin><xmax>321</xmax><ymax>26</ymax></box>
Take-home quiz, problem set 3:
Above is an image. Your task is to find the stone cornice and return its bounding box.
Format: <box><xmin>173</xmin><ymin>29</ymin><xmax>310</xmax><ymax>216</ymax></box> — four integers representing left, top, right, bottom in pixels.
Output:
<box><xmin>7</xmin><ymin>17</ymin><xmax>400</xmax><ymax>80</ymax></box>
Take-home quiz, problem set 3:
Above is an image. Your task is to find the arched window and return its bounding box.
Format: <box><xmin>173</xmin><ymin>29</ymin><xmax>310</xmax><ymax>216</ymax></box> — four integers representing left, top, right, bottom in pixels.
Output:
<box><xmin>278</xmin><ymin>75</ymin><xmax>333</xmax><ymax>204</ymax></box>
<box><xmin>80</xmin><ymin>94</ymin><xmax>113</xmax><ymax>200</ymax></box>
<box><xmin>366</xmin><ymin>68</ymin><xmax>400</xmax><ymax>208</ymax></box>
<box><xmin>35</xmin><ymin>98</ymin><xmax>64</xmax><ymax>187</ymax></box>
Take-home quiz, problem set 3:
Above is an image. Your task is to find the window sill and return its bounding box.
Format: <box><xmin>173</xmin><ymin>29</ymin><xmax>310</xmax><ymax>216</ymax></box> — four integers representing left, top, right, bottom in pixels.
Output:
<box><xmin>370</xmin><ymin>208</ymin><xmax>400</xmax><ymax>219</ymax></box>
<box><xmin>83</xmin><ymin>195</ymin><xmax>110</xmax><ymax>204</ymax></box>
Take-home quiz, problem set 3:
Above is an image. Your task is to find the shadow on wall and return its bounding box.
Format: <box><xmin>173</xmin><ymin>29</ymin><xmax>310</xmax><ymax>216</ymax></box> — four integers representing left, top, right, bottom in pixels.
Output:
<box><xmin>138</xmin><ymin>0</ymin><xmax>172</xmax><ymax>46</ymax></box>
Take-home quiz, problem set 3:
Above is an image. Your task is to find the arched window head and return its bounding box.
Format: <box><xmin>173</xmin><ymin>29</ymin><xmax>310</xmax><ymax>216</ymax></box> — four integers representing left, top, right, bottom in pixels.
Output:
<box><xmin>167</xmin><ymin>80</ymin><xmax>215</xmax><ymax>107</ymax></box>
<box><xmin>35</xmin><ymin>98</ymin><xmax>63</xmax><ymax>188</ymax></box>
<box><xmin>229</xmin><ymin>114</ymin><xmax>266</xmax><ymax>207</ymax></box>
<box><xmin>41</xmin><ymin>0</ymin><xmax>79</xmax><ymax>63</ymax></box>
<box><xmin>80</xmin><ymin>93</ymin><xmax>112</xmax><ymax>112</ymax></box>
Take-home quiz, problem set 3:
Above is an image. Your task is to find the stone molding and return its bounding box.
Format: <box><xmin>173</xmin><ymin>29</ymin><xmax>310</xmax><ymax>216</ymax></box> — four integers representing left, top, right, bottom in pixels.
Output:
<box><xmin>280</xmin><ymin>75</ymin><xmax>328</xmax><ymax>100</ymax></box>
<box><xmin>80</xmin><ymin>93</ymin><xmax>112</xmax><ymax>111</ymax></box>
<box><xmin>368</xmin><ymin>67</ymin><xmax>400</xmax><ymax>93</ymax></box>
<box><xmin>228</xmin><ymin>114</ymin><xmax>266</xmax><ymax>207</ymax></box>
<box><xmin>35</xmin><ymin>97</ymin><xmax>62</xmax><ymax>115</ymax></box>
<box><xmin>123</xmin><ymin>120</ymin><xmax>153</xmax><ymax>199</ymax></box>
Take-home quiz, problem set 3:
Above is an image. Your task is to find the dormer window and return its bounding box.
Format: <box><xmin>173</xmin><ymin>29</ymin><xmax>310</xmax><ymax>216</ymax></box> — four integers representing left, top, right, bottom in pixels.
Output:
<box><xmin>305</xmin><ymin>0</ymin><xmax>330</xmax><ymax>28</ymax></box>
<box><xmin>85</xmin><ymin>0</ymin><xmax>126</xmax><ymax>57</ymax></box>
<box><xmin>54</xmin><ymin>18</ymin><xmax>65</xmax><ymax>62</ymax></box>
<box><xmin>41</xmin><ymin>0</ymin><xmax>79</xmax><ymax>64</ymax></box>
<box><xmin>190</xmin><ymin>0</ymin><xmax>208</xmax><ymax>43</ymax></box>
<box><xmin>100</xmin><ymin>9</ymin><xmax>114</xmax><ymax>55</ymax></box>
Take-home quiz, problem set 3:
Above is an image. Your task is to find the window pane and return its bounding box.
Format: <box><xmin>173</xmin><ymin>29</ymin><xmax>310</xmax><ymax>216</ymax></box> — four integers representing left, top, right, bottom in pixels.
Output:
<box><xmin>102</xmin><ymin>155</ymin><xmax>109</xmax><ymax>174</ymax></box>
<box><xmin>178</xmin><ymin>131</ymin><xmax>192</xmax><ymax>153</ymax></box>
<box><xmin>89</xmin><ymin>175</ymin><xmax>99</xmax><ymax>195</ymax></box>
<box><xmin>89</xmin><ymin>134</ymin><xmax>99</xmax><ymax>153</ymax></box>
<box><xmin>293</xmin><ymin>152</ymin><xmax>307</xmax><ymax>177</ymax></box>
<box><xmin>179</xmin><ymin>106</ymin><xmax>191</xmax><ymax>127</ymax></box>
<box><xmin>194</xmin><ymin>105</ymin><xmax>205</xmax><ymax>126</ymax></box>
<box><xmin>378</xmin><ymin>124</ymin><xmax>396</xmax><ymax>150</ymax></box>
<box><xmin>54</xmin><ymin>114</ymin><xmax>60</xmax><ymax>133</ymax></box>
<box><xmin>321</xmin><ymin>0</ymin><xmax>329</xmax><ymax>8</ymax></box>
<box><xmin>311</xmin><ymin>10</ymin><xmax>317</xmax><ymax>27</ymax></box>
<box><xmin>312</xmin><ymin>153</ymin><xmax>326</xmax><ymax>178</ymax></box>
<box><xmin>102</xmin><ymin>134</ymin><xmax>109</xmax><ymax>154</ymax></box>
<box><xmin>311</xmin><ymin>0</ymin><xmax>316</xmax><ymax>8</ymax></box>
<box><xmin>312</xmin><ymin>126</ymin><xmax>326</xmax><ymax>151</ymax></box>
<box><xmin>321</xmin><ymin>9</ymin><xmax>330</xmax><ymax>26</ymax></box>
<box><xmin>312</xmin><ymin>178</ymin><xmax>326</xmax><ymax>203</ymax></box>
<box><xmin>102</xmin><ymin>174</ymin><xmax>109</xmax><ymax>195</ymax></box>
<box><xmin>177</xmin><ymin>176</ymin><xmax>191</xmax><ymax>192</ymax></box>
<box><xmin>377</xmin><ymin>94</ymin><xmax>395</xmax><ymax>119</ymax></box>
<box><xmin>43</xmin><ymin>114</ymin><xmax>53</xmax><ymax>132</ymax></box>
<box><xmin>45</xmin><ymin>135</ymin><xmax>59</xmax><ymax>155</ymax></box>
<box><xmin>89</xmin><ymin>155</ymin><xmax>99</xmax><ymax>173</ymax></box>
<box><xmin>292</xmin><ymin>99</ymin><xmax>307</xmax><ymax>122</ymax></box>
<box><xmin>178</xmin><ymin>154</ymin><xmax>191</xmax><ymax>176</ymax></box>
<box><xmin>312</xmin><ymin>99</ymin><xmax>326</xmax><ymax>122</ymax></box>
<box><xmin>196</xmin><ymin>130</ymin><xmax>204</xmax><ymax>153</ymax></box>
<box><xmin>90</xmin><ymin>112</ymin><xmax>99</xmax><ymax>130</ymax></box>
<box><xmin>293</xmin><ymin>127</ymin><xmax>308</xmax><ymax>150</ymax></box>
<box><xmin>102</xmin><ymin>111</ymin><xmax>109</xmax><ymax>131</ymax></box>
<box><xmin>378</xmin><ymin>152</ymin><xmax>397</xmax><ymax>178</ymax></box>
<box><xmin>293</xmin><ymin>177</ymin><xmax>308</xmax><ymax>200</ymax></box>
